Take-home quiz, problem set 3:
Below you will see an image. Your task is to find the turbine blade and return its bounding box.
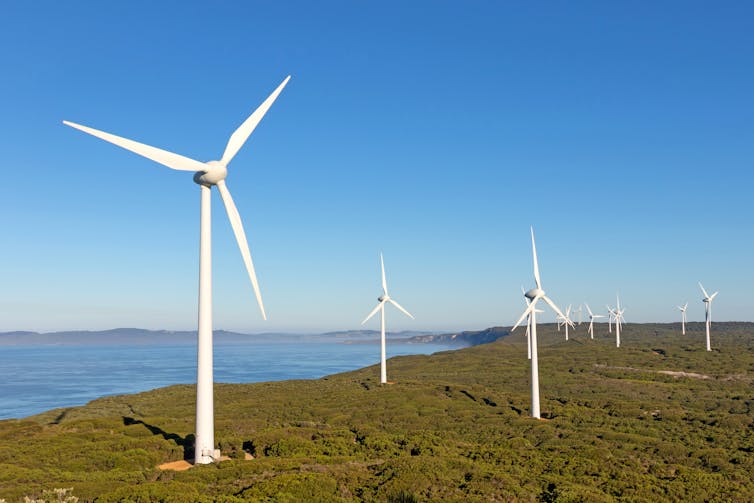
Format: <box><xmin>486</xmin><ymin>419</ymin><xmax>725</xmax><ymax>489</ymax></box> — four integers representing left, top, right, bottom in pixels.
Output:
<box><xmin>543</xmin><ymin>295</ymin><xmax>568</xmax><ymax>321</ymax></box>
<box><xmin>585</xmin><ymin>303</ymin><xmax>593</xmax><ymax>317</ymax></box>
<box><xmin>388</xmin><ymin>298</ymin><xmax>415</xmax><ymax>319</ymax></box>
<box><xmin>216</xmin><ymin>180</ymin><xmax>266</xmax><ymax>320</ymax></box>
<box><xmin>512</xmin><ymin>300</ymin><xmax>537</xmax><ymax>331</ymax></box>
<box><xmin>380</xmin><ymin>253</ymin><xmax>388</xmax><ymax>295</ymax></box>
<box><xmin>63</xmin><ymin>120</ymin><xmax>206</xmax><ymax>172</ymax></box>
<box><xmin>698</xmin><ymin>282</ymin><xmax>709</xmax><ymax>299</ymax></box>
<box><xmin>530</xmin><ymin>227</ymin><xmax>541</xmax><ymax>289</ymax></box>
<box><xmin>710</xmin><ymin>291</ymin><xmax>719</xmax><ymax>300</ymax></box>
<box><xmin>220</xmin><ymin>76</ymin><xmax>291</xmax><ymax>165</ymax></box>
<box><xmin>361</xmin><ymin>302</ymin><xmax>384</xmax><ymax>325</ymax></box>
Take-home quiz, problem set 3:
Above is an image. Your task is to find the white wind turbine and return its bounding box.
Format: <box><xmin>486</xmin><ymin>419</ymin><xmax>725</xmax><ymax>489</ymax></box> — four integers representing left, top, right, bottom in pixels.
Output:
<box><xmin>677</xmin><ymin>302</ymin><xmax>688</xmax><ymax>335</ymax></box>
<box><xmin>64</xmin><ymin>76</ymin><xmax>290</xmax><ymax>464</ymax></box>
<box><xmin>613</xmin><ymin>295</ymin><xmax>625</xmax><ymax>348</ymax></box>
<box><xmin>606</xmin><ymin>305</ymin><xmax>614</xmax><ymax>333</ymax></box>
<box><xmin>572</xmin><ymin>304</ymin><xmax>583</xmax><ymax>325</ymax></box>
<box><xmin>511</xmin><ymin>228</ymin><xmax>569</xmax><ymax>419</ymax></box>
<box><xmin>584</xmin><ymin>303</ymin><xmax>604</xmax><ymax>339</ymax></box>
<box><xmin>556</xmin><ymin>304</ymin><xmax>575</xmax><ymax>340</ymax></box>
<box><xmin>699</xmin><ymin>282</ymin><xmax>719</xmax><ymax>351</ymax></box>
<box><xmin>362</xmin><ymin>253</ymin><xmax>414</xmax><ymax>384</ymax></box>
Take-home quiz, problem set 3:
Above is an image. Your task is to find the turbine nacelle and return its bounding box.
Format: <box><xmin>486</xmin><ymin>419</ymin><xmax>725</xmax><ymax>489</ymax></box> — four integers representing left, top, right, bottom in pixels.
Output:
<box><xmin>193</xmin><ymin>160</ymin><xmax>228</xmax><ymax>187</ymax></box>
<box><xmin>378</xmin><ymin>294</ymin><xmax>389</xmax><ymax>303</ymax></box>
<box><xmin>525</xmin><ymin>288</ymin><xmax>544</xmax><ymax>300</ymax></box>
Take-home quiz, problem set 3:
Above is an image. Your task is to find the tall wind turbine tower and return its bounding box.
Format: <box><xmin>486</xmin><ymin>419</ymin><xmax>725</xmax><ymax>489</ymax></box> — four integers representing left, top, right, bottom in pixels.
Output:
<box><xmin>511</xmin><ymin>228</ymin><xmax>569</xmax><ymax>419</ymax></box>
<box><xmin>677</xmin><ymin>303</ymin><xmax>688</xmax><ymax>335</ymax></box>
<box><xmin>699</xmin><ymin>283</ymin><xmax>719</xmax><ymax>351</ymax></box>
<box><xmin>362</xmin><ymin>254</ymin><xmax>414</xmax><ymax>384</ymax></box>
<box><xmin>585</xmin><ymin>303</ymin><xmax>604</xmax><ymax>339</ymax></box>
<box><xmin>64</xmin><ymin>76</ymin><xmax>290</xmax><ymax>464</ymax></box>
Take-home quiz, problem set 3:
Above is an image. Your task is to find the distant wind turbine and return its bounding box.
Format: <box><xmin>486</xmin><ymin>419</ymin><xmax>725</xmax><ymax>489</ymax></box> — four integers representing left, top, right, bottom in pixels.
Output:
<box><xmin>677</xmin><ymin>302</ymin><xmax>688</xmax><ymax>335</ymax></box>
<box><xmin>362</xmin><ymin>254</ymin><xmax>414</xmax><ymax>384</ymax></box>
<box><xmin>584</xmin><ymin>303</ymin><xmax>604</xmax><ymax>339</ymax></box>
<box><xmin>606</xmin><ymin>305</ymin><xmax>614</xmax><ymax>333</ymax></box>
<box><xmin>699</xmin><ymin>282</ymin><xmax>719</xmax><ymax>351</ymax></box>
<box><xmin>64</xmin><ymin>76</ymin><xmax>291</xmax><ymax>464</ymax></box>
<box><xmin>511</xmin><ymin>228</ymin><xmax>569</xmax><ymax>419</ymax></box>
<box><xmin>572</xmin><ymin>304</ymin><xmax>583</xmax><ymax>325</ymax></box>
<box><xmin>556</xmin><ymin>305</ymin><xmax>575</xmax><ymax>340</ymax></box>
<box><xmin>613</xmin><ymin>295</ymin><xmax>625</xmax><ymax>348</ymax></box>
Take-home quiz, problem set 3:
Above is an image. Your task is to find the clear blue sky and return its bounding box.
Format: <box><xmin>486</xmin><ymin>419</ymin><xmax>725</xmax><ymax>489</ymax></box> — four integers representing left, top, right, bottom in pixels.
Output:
<box><xmin>1</xmin><ymin>1</ymin><xmax>752</xmax><ymax>333</ymax></box>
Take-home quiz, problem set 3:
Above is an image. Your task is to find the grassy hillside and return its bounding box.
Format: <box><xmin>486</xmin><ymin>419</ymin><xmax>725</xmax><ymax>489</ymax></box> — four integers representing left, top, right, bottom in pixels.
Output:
<box><xmin>0</xmin><ymin>322</ymin><xmax>752</xmax><ymax>502</ymax></box>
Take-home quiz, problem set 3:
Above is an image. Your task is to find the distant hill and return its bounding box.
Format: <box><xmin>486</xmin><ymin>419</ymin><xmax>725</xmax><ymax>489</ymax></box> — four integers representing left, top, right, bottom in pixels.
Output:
<box><xmin>0</xmin><ymin>328</ymin><xmax>442</xmax><ymax>346</ymax></box>
<box><xmin>3</xmin><ymin>322</ymin><xmax>750</xmax><ymax>348</ymax></box>
<box><xmin>406</xmin><ymin>326</ymin><xmax>512</xmax><ymax>346</ymax></box>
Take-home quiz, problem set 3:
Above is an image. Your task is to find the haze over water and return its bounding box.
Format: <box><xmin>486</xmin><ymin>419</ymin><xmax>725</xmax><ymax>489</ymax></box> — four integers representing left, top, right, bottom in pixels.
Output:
<box><xmin>0</xmin><ymin>340</ymin><xmax>454</xmax><ymax>420</ymax></box>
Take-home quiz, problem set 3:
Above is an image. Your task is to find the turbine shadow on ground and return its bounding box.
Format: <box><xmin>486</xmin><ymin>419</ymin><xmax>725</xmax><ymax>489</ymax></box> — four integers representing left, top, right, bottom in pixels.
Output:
<box><xmin>122</xmin><ymin>417</ymin><xmax>194</xmax><ymax>461</ymax></box>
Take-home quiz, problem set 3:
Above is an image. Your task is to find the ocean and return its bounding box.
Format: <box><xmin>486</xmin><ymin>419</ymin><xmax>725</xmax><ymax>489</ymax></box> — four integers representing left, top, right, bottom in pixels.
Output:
<box><xmin>0</xmin><ymin>340</ymin><xmax>455</xmax><ymax>420</ymax></box>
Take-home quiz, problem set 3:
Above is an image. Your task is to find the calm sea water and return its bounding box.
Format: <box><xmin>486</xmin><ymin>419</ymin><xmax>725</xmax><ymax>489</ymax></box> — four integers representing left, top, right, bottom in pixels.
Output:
<box><xmin>0</xmin><ymin>341</ymin><xmax>454</xmax><ymax>420</ymax></box>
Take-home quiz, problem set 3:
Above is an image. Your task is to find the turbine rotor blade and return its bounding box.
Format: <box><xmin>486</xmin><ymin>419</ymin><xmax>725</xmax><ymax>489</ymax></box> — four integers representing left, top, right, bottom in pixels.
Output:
<box><xmin>512</xmin><ymin>300</ymin><xmax>538</xmax><ymax>332</ymax></box>
<box><xmin>216</xmin><ymin>180</ymin><xmax>266</xmax><ymax>320</ymax></box>
<box><xmin>585</xmin><ymin>303</ymin><xmax>593</xmax><ymax>316</ymax></box>
<box><xmin>220</xmin><ymin>76</ymin><xmax>291</xmax><ymax>165</ymax></box>
<box><xmin>698</xmin><ymin>282</ymin><xmax>709</xmax><ymax>299</ymax></box>
<box><xmin>63</xmin><ymin>121</ymin><xmax>207</xmax><ymax>172</ymax></box>
<box><xmin>542</xmin><ymin>295</ymin><xmax>568</xmax><ymax>321</ymax></box>
<box><xmin>388</xmin><ymin>298</ymin><xmax>415</xmax><ymax>319</ymax></box>
<box><xmin>361</xmin><ymin>301</ymin><xmax>384</xmax><ymax>325</ymax></box>
<box><xmin>530</xmin><ymin>227</ymin><xmax>541</xmax><ymax>289</ymax></box>
<box><xmin>380</xmin><ymin>253</ymin><xmax>388</xmax><ymax>295</ymax></box>
<box><xmin>710</xmin><ymin>291</ymin><xmax>719</xmax><ymax>300</ymax></box>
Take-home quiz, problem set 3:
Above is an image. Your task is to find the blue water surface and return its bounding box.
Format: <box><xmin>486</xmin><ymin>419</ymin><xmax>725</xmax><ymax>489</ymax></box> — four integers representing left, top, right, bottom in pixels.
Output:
<box><xmin>0</xmin><ymin>341</ymin><xmax>454</xmax><ymax>419</ymax></box>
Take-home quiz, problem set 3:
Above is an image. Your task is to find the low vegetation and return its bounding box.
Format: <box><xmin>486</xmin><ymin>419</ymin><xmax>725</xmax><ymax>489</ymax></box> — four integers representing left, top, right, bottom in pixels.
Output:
<box><xmin>0</xmin><ymin>322</ymin><xmax>752</xmax><ymax>501</ymax></box>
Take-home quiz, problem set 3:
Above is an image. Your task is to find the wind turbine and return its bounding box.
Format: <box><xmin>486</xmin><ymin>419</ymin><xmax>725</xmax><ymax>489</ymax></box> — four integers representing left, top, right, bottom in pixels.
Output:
<box><xmin>606</xmin><ymin>305</ymin><xmax>614</xmax><ymax>333</ymax></box>
<box><xmin>677</xmin><ymin>302</ymin><xmax>688</xmax><ymax>335</ymax></box>
<box><xmin>613</xmin><ymin>295</ymin><xmax>625</xmax><ymax>348</ymax></box>
<box><xmin>572</xmin><ymin>304</ymin><xmax>583</xmax><ymax>325</ymax></box>
<box><xmin>556</xmin><ymin>305</ymin><xmax>575</xmax><ymax>340</ymax></box>
<box><xmin>362</xmin><ymin>253</ymin><xmax>414</xmax><ymax>384</ymax></box>
<box><xmin>699</xmin><ymin>282</ymin><xmax>719</xmax><ymax>351</ymax></box>
<box><xmin>584</xmin><ymin>303</ymin><xmax>604</xmax><ymax>339</ymax></box>
<box><xmin>511</xmin><ymin>228</ymin><xmax>569</xmax><ymax>419</ymax></box>
<box><xmin>63</xmin><ymin>76</ymin><xmax>290</xmax><ymax>464</ymax></box>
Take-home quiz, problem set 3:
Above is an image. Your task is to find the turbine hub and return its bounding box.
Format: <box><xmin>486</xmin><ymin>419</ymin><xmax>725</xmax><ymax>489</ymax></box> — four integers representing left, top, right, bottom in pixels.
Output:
<box><xmin>378</xmin><ymin>295</ymin><xmax>389</xmax><ymax>302</ymax></box>
<box><xmin>525</xmin><ymin>288</ymin><xmax>544</xmax><ymax>300</ymax></box>
<box><xmin>193</xmin><ymin>160</ymin><xmax>228</xmax><ymax>187</ymax></box>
